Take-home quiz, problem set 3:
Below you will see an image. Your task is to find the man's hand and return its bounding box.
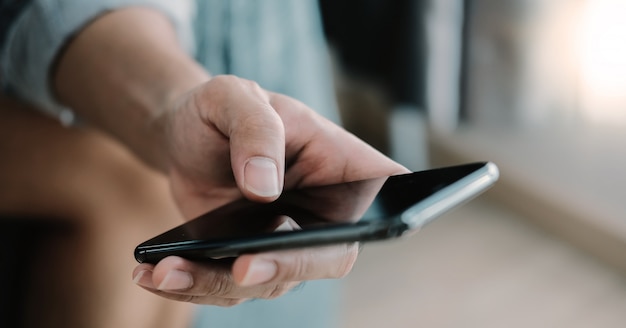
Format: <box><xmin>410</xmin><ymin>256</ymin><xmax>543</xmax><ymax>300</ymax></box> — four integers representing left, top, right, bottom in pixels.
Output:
<box><xmin>53</xmin><ymin>7</ymin><xmax>408</xmax><ymax>306</ymax></box>
<box><xmin>133</xmin><ymin>75</ymin><xmax>408</xmax><ymax>305</ymax></box>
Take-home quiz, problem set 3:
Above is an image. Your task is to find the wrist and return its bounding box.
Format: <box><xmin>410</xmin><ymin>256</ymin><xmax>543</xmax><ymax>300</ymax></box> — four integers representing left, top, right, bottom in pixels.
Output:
<box><xmin>143</xmin><ymin>66</ymin><xmax>210</xmax><ymax>172</ymax></box>
<box><xmin>53</xmin><ymin>7</ymin><xmax>209</xmax><ymax>172</ymax></box>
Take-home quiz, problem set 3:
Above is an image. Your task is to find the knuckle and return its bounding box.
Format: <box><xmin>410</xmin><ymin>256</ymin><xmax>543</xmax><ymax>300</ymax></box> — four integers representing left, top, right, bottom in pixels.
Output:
<box><xmin>242</xmin><ymin>78</ymin><xmax>262</xmax><ymax>91</ymax></box>
<box><xmin>201</xmin><ymin>272</ymin><xmax>234</xmax><ymax>297</ymax></box>
<box><xmin>235</xmin><ymin>111</ymin><xmax>284</xmax><ymax>144</ymax></box>
<box><xmin>279</xmin><ymin>254</ymin><xmax>309</xmax><ymax>281</ymax></box>
<box><xmin>333</xmin><ymin>243</ymin><xmax>359</xmax><ymax>279</ymax></box>
<box><xmin>210</xmin><ymin>74</ymin><xmax>239</xmax><ymax>86</ymax></box>
<box><xmin>239</xmin><ymin>108</ymin><xmax>275</xmax><ymax>128</ymax></box>
<box><xmin>211</xmin><ymin>75</ymin><xmax>262</xmax><ymax>95</ymax></box>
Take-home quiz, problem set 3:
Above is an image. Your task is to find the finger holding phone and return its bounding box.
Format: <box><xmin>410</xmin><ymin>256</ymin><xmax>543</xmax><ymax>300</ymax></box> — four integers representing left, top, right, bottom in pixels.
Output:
<box><xmin>53</xmin><ymin>8</ymin><xmax>408</xmax><ymax>306</ymax></box>
<box><xmin>132</xmin><ymin>75</ymin><xmax>499</xmax><ymax>305</ymax></box>
<box><xmin>131</xmin><ymin>78</ymin><xmax>407</xmax><ymax>304</ymax></box>
<box><xmin>133</xmin><ymin>161</ymin><xmax>498</xmax><ymax>306</ymax></box>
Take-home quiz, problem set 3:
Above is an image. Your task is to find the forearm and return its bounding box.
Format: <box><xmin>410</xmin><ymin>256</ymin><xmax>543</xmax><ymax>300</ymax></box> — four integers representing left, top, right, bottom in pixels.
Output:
<box><xmin>54</xmin><ymin>7</ymin><xmax>210</xmax><ymax>171</ymax></box>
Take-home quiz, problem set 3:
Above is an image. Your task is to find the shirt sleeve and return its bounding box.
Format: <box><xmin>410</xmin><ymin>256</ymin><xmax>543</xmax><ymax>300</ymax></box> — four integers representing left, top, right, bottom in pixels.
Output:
<box><xmin>0</xmin><ymin>0</ymin><xmax>195</xmax><ymax>121</ymax></box>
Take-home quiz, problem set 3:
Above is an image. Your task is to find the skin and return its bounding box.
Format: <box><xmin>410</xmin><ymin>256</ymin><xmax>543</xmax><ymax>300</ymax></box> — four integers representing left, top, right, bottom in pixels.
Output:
<box><xmin>2</xmin><ymin>5</ymin><xmax>407</xmax><ymax>326</ymax></box>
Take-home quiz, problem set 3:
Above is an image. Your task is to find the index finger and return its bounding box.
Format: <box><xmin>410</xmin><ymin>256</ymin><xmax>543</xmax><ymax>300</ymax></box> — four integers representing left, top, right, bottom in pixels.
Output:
<box><xmin>232</xmin><ymin>243</ymin><xmax>360</xmax><ymax>286</ymax></box>
<box><xmin>133</xmin><ymin>243</ymin><xmax>359</xmax><ymax>303</ymax></box>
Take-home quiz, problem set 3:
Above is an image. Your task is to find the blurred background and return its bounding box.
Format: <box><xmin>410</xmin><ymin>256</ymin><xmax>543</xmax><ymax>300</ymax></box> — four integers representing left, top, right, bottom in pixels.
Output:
<box><xmin>319</xmin><ymin>0</ymin><xmax>626</xmax><ymax>327</ymax></box>
<box><xmin>3</xmin><ymin>1</ymin><xmax>625</xmax><ymax>327</ymax></box>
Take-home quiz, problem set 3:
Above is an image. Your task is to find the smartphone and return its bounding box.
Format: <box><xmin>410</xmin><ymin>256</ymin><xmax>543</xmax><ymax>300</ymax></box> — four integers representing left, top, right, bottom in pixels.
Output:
<box><xmin>135</xmin><ymin>162</ymin><xmax>499</xmax><ymax>264</ymax></box>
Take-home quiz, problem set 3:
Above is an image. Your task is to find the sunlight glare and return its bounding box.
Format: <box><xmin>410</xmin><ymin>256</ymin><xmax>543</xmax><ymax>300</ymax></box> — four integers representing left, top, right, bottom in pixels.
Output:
<box><xmin>579</xmin><ymin>0</ymin><xmax>626</xmax><ymax>125</ymax></box>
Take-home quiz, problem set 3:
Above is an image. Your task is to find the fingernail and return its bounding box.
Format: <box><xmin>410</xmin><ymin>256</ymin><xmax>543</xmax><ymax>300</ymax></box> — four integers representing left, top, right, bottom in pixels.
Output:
<box><xmin>133</xmin><ymin>270</ymin><xmax>155</xmax><ymax>289</ymax></box>
<box><xmin>157</xmin><ymin>270</ymin><xmax>193</xmax><ymax>291</ymax></box>
<box><xmin>239</xmin><ymin>259</ymin><xmax>277</xmax><ymax>286</ymax></box>
<box><xmin>244</xmin><ymin>157</ymin><xmax>280</xmax><ymax>197</ymax></box>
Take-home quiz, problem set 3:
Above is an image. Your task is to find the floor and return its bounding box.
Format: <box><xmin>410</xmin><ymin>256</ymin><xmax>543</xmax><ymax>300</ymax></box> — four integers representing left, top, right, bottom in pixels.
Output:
<box><xmin>339</xmin><ymin>198</ymin><xmax>626</xmax><ymax>328</ymax></box>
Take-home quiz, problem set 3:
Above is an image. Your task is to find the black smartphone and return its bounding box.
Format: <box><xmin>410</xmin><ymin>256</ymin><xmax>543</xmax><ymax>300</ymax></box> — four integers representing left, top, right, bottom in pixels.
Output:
<box><xmin>135</xmin><ymin>162</ymin><xmax>499</xmax><ymax>264</ymax></box>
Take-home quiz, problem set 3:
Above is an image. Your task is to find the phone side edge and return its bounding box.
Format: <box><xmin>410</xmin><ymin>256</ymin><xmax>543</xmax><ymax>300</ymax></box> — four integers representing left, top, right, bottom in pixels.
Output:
<box><xmin>400</xmin><ymin>162</ymin><xmax>499</xmax><ymax>230</ymax></box>
<box><xmin>134</xmin><ymin>220</ymin><xmax>397</xmax><ymax>263</ymax></box>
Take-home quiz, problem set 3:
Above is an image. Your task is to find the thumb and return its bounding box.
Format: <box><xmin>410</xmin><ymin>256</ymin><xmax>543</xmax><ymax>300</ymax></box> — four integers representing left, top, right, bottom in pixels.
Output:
<box><xmin>207</xmin><ymin>78</ymin><xmax>285</xmax><ymax>202</ymax></box>
<box><xmin>239</xmin><ymin>155</ymin><xmax>283</xmax><ymax>201</ymax></box>
<box><xmin>229</xmin><ymin>103</ymin><xmax>285</xmax><ymax>202</ymax></box>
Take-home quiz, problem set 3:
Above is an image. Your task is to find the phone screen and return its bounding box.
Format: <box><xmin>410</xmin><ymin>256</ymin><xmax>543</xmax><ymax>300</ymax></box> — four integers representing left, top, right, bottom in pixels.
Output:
<box><xmin>136</xmin><ymin>162</ymin><xmax>497</xmax><ymax>263</ymax></box>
